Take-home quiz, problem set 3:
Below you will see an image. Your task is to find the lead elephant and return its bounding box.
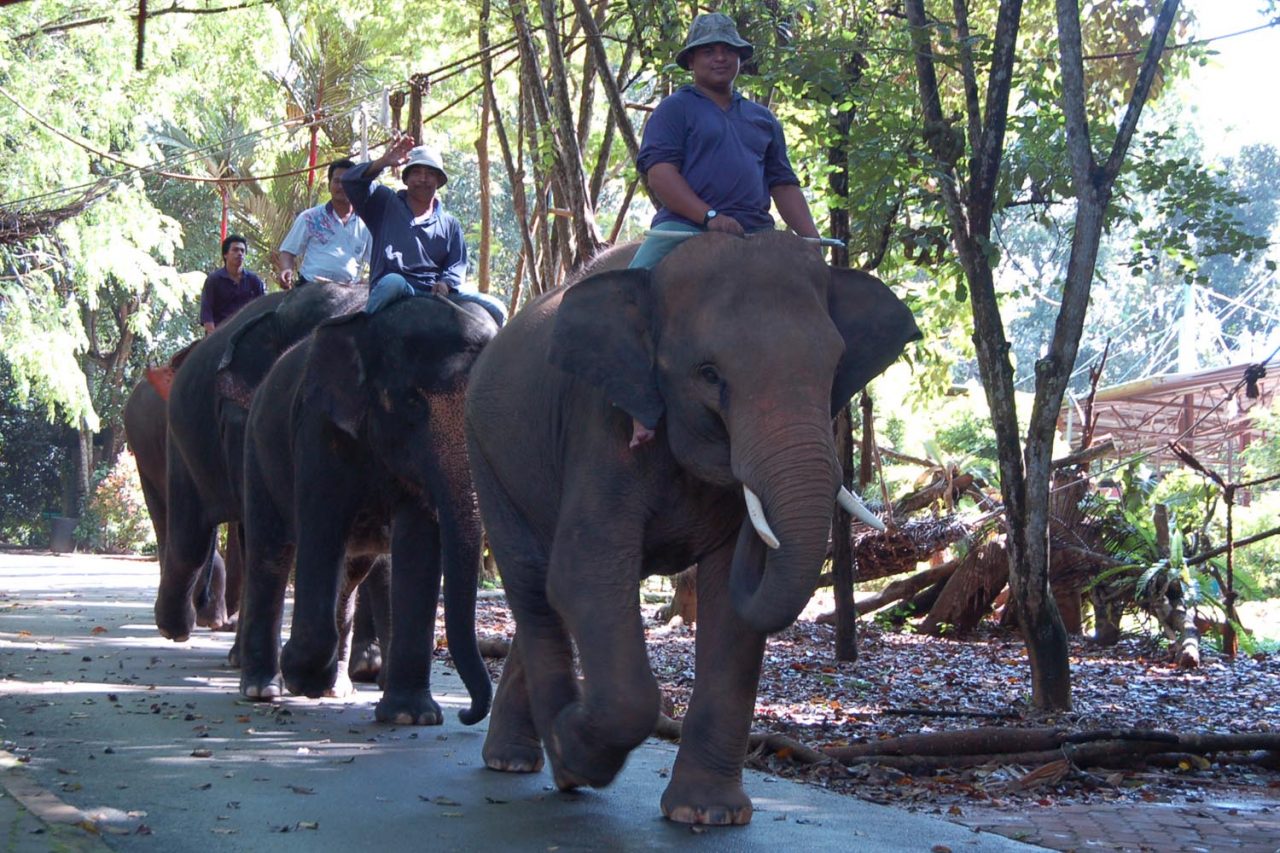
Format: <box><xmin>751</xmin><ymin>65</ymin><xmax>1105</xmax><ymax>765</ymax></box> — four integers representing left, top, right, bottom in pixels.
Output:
<box><xmin>123</xmin><ymin>378</ymin><xmax>235</xmax><ymax>628</ymax></box>
<box><xmin>466</xmin><ymin>231</ymin><xmax>920</xmax><ymax>824</ymax></box>
<box><xmin>236</xmin><ymin>295</ymin><xmax>497</xmax><ymax>725</ymax></box>
<box><xmin>154</xmin><ymin>282</ymin><xmax>367</xmax><ymax>643</ymax></box>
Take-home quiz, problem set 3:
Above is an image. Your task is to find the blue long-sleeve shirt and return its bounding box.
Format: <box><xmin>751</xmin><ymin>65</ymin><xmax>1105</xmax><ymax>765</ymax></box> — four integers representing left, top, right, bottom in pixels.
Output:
<box><xmin>342</xmin><ymin>161</ymin><xmax>467</xmax><ymax>291</ymax></box>
<box><xmin>636</xmin><ymin>85</ymin><xmax>800</xmax><ymax>232</ymax></box>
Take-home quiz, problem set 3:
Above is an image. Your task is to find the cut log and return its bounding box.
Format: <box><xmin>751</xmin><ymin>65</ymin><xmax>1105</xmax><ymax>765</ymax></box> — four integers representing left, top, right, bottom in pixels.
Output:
<box><xmin>656</xmin><ymin>567</ymin><xmax>697</xmax><ymax>625</ymax></box>
<box><xmin>921</xmin><ymin>539</ymin><xmax>1008</xmax><ymax>635</ymax></box>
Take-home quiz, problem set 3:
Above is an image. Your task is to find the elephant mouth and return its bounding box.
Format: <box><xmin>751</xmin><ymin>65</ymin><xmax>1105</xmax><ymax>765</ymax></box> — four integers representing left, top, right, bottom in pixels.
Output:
<box><xmin>741</xmin><ymin>482</ymin><xmax>884</xmax><ymax>552</ymax></box>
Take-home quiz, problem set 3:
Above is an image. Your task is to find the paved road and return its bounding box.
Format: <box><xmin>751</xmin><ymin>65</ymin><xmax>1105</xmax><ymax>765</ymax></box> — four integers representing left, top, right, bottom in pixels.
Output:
<box><xmin>0</xmin><ymin>551</ymin><xmax>1038</xmax><ymax>852</ymax></box>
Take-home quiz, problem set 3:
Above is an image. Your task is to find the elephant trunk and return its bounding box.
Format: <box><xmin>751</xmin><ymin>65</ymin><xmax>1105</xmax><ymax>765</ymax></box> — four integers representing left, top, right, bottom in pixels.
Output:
<box><xmin>729</xmin><ymin>418</ymin><xmax>840</xmax><ymax>635</ymax></box>
<box><xmin>432</xmin><ymin>446</ymin><xmax>493</xmax><ymax>726</ymax></box>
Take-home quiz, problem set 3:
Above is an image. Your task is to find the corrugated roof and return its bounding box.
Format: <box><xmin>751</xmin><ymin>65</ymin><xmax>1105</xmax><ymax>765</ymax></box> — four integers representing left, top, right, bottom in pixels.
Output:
<box><xmin>1060</xmin><ymin>361</ymin><xmax>1275</xmax><ymax>472</ymax></box>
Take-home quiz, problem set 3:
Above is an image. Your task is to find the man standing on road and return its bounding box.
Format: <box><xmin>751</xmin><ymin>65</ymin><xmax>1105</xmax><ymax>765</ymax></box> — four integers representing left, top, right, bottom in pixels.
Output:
<box><xmin>198</xmin><ymin>234</ymin><xmax>266</xmax><ymax>335</ymax></box>
<box><xmin>342</xmin><ymin>138</ymin><xmax>506</xmax><ymax>324</ymax></box>
<box><xmin>628</xmin><ymin>13</ymin><xmax>820</xmax><ymax>271</ymax></box>
<box><xmin>277</xmin><ymin>158</ymin><xmax>371</xmax><ymax>289</ymax></box>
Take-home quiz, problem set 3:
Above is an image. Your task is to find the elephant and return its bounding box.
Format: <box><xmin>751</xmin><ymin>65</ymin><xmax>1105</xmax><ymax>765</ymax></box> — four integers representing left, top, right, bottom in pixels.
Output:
<box><xmin>465</xmin><ymin>231</ymin><xmax>920</xmax><ymax>825</ymax></box>
<box><xmin>154</xmin><ymin>282</ymin><xmax>367</xmax><ymax>644</ymax></box>
<box><xmin>235</xmin><ymin>294</ymin><xmax>497</xmax><ymax>725</ymax></box>
<box><xmin>123</xmin><ymin>378</ymin><xmax>236</xmax><ymax>628</ymax></box>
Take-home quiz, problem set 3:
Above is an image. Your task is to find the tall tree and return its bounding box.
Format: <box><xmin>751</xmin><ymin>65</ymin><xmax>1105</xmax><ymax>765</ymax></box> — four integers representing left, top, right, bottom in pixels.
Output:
<box><xmin>903</xmin><ymin>0</ymin><xmax>1182</xmax><ymax>709</ymax></box>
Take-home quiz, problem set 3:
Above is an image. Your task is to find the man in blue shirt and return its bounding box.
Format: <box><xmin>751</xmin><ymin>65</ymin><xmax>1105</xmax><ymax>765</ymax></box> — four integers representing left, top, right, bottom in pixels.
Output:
<box><xmin>625</xmin><ymin>13</ymin><xmax>820</xmax><ymax>446</ymax></box>
<box><xmin>342</xmin><ymin>141</ymin><xmax>505</xmax><ymax>324</ymax></box>
<box><xmin>277</xmin><ymin>158</ymin><xmax>372</xmax><ymax>288</ymax></box>
<box><xmin>199</xmin><ymin>234</ymin><xmax>266</xmax><ymax>335</ymax></box>
<box><xmin>629</xmin><ymin>13</ymin><xmax>820</xmax><ymax>272</ymax></box>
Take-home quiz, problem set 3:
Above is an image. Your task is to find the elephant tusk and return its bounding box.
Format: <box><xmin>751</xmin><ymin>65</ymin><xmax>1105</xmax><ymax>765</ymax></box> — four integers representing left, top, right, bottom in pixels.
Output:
<box><xmin>838</xmin><ymin>486</ymin><xmax>886</xmax><ymax>531</ymax></box>
<box><xmin>742</xmin><ymin>486</ymin><xmax>781</xmax><ymax>550</ymax></box>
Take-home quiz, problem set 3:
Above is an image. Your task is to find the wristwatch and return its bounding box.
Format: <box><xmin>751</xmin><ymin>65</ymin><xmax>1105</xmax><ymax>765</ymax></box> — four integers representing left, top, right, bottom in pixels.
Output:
<box><xmin>702</xmin><ymin>209</ymin><xmax>718</xmax><ymax>226</ymax></box>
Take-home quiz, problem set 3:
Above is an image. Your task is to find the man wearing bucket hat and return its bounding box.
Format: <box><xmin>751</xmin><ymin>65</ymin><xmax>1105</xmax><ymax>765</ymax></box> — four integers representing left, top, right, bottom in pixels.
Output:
<box><xmin>624</xmin><ymin>12</ymin><xmax>821</xmax><ymax>447</ymax></box>
<box><xmin>342</xmin><ymin>135</ymin><xmax>506</xmax><ymax>323</ymax></box>
<box><xmin>628</xmin><ymin>12</ymin><xmax>820</xmax><ymax>272</ymax></box>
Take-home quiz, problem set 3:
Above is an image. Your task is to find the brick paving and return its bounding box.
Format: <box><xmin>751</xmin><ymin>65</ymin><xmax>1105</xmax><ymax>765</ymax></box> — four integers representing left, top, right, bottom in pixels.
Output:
<box><xmin>959</xmin><ymin>800</ymin><xmax>1280</xmax><ymax>852</ymax></box>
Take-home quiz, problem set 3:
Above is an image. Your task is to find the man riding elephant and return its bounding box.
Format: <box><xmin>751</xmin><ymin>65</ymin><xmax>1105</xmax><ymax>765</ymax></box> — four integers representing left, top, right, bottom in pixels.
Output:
<box><xmin>342</xmin><ymin>139</ymin><xmax>506</xmax><ymax>324</ymax></box>
<box><xmin>626</xmin><ymin>13</ymin><xmax>821</xmax><ymax>448</ymax></box>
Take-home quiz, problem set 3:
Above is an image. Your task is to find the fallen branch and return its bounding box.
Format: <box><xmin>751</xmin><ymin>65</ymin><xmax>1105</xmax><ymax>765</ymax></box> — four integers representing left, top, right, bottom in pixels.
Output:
<box><xmin>816</xmin><ymin>559</ymin><xmax>960</xmax><ymax>624</ymax></box>
<box><xmin>653</xmin><ymin>714</ymin><xmax>838</xmax><ymax>768</ymax></box>
<box><xmin>820</xmin><ymin>727</ymin><xmax>1280</xmax><ymax>771</ymax></box>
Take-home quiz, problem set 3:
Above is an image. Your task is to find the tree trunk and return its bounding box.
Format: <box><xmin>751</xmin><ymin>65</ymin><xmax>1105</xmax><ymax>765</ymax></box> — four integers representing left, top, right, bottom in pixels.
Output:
<box><xmin>476</xmin><ymin>72</ymin><xmax>493</xmax><ymax>295</ymax></box>
<box><xmin>832</xmin><ymin>404</ymin><xmax>856</xmax><ymax>661</ymax></box>
<box><xmin>481</xmin><ymin>0</ymin><xmax>540</xmax><ymax>301</ymax></box>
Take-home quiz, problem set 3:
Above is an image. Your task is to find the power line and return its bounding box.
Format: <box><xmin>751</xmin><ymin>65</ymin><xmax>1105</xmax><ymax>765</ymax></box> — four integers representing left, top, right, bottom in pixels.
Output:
<box><xmin>0</xmin><ymin>35</ymin><xmax>524</xmax><ymax>212</ymax></box>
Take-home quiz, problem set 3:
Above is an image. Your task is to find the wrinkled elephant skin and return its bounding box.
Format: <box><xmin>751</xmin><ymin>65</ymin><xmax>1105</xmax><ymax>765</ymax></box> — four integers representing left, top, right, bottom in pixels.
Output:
<box><xmin>123</xmin><ymin>379</ymin><xmax>235</xmax><ymax>629</ymax></box>
<box><xmin>154</xmin><ymin>283</ymin><xmax>367</xmax><ymax>643</ymax></box>
<box><xmin>236</xmin><ymin>295</ymin><xmax>496</xmax><ymax>726</ymax></box>
<box><xmin>466</xmin><ymin>232</ymin><xmax>920</xmax><ymax>824</ymax></box>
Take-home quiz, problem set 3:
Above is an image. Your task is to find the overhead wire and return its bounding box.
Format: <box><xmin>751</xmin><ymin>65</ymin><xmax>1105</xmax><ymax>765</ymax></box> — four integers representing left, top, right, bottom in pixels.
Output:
<box><xmin>0</xmin><ymin>34</ymin><xmax>524</xmax><ymax>212</ymax></box>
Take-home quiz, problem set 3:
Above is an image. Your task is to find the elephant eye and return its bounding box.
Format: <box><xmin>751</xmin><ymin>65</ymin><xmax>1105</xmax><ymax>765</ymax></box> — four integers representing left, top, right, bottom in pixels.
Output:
<box><xmin>698</xmin><ymin>363</ymin><xmax>721</xmax><ymax>385</ymax></box>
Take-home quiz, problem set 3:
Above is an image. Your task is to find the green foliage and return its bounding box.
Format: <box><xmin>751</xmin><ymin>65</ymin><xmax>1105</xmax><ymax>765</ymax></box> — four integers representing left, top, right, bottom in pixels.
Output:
<box><xmin>78</xmin><ymin>451</ymin><xmax>155</xmax><ymax>555</ymax></box>
<box><xmin>0</xmin><ymin>380</ymin><xmax>71</xmax><ymax>544</ymax></box>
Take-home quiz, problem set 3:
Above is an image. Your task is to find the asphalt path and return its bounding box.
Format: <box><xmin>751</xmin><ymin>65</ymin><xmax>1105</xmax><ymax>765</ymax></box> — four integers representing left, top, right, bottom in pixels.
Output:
<box><xmin>0</xmin><ymin>551</ymin><xmax>1039</xmax><ymax>852</ymax></box>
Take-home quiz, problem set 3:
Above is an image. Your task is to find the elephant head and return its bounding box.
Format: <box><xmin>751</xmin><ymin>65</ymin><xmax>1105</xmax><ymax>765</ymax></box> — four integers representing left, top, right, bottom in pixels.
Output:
<box><xmin>296</xmin><ymin>296</ymin><xmax>499</xmax><ymax>724</ymax></box>
<box><xmin>550</xmin><ymin>231</ymin><xmax>920</xmax><ymax>634</ymax></box>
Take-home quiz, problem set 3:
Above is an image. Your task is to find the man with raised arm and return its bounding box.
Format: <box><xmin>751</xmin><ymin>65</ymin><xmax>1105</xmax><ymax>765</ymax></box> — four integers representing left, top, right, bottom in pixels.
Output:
<box><xmin>341</xmin><ymin>137</ymin><xmax>505</xmax><ymax>323</ymax></box>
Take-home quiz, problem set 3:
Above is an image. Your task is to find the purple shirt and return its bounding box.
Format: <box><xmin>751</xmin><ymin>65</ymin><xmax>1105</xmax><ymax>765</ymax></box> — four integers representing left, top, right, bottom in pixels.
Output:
<box><xmin>342</xmin><ymin>161</ymin><xmax>467</xmax><ymax>291</ymax></box>
<box><xmin>198</xmin><ymin>267</ymin><xmax>266</xmax><ymax>327</ymax></box>
<box><xmin>636</xmin><ymin>86</ymin><xmax>800</xmax><ymax>232</ymax></box>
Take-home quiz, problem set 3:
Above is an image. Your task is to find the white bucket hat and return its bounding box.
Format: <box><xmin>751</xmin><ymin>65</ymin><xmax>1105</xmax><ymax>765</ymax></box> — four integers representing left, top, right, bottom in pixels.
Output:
<box><xmin>403</xmin><ymin>146</ymin><xmax>448</xmax><ymax>185</ymax></box>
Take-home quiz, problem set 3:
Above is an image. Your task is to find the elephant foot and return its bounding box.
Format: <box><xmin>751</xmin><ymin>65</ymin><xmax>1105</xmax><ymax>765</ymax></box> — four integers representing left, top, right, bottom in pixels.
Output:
<box><xmin>280</xmin><ymin>637</ymin><xmax>339</xmax><ymax>700</ymax></box>
<box><xmin>324</xmin><ymin>672</ymin><xmax>355</xmax><ymax>699</ymax></box>
<box><xmin>348</xmin><ymin>640</ymin><xmax>382</xmax><ymax>683</ymax></box>
<box><xmin>226</xmin><ymin>636</ymin><xmax>242</xmax><ymax>669</ymax></box>
<box><xmin>240</xmin><ymin>671</ymin><xmax>283</xmax><ymax>702</ymax></box>
<box><xmin>661</xmin><ymin>770</ymin><xmax>753</xmax><ymax>825</ymax></box>
<box><xmin>546</xmin><ymin>705</ymin><xmax>630</xmax><ymax>790</ymax></box>
<box><xmin>154</xmin><ymin>597</ymin><xmax>196</xmax><ymax>643</ymax></box>
<box><xmin>482</xmin><ymin>729</ymin><xmax>544</xmax><ymax>773</ymax></box>
<box><xmin>195</xmin><ymin>602</ymin><xmax>231</xmax><ymax>631</ymax></box>
<box><xmin>375</xmin><ymin>689</ymin><xmax>443</xmax><ymax>726</ymax></box>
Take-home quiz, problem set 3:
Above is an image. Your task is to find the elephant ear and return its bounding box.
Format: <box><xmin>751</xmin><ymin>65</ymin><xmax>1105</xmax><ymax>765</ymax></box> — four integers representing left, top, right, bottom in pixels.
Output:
<box><xmin>300</xmin><ymin>314</ymin><xmax>368</xmax><ymax>439</ymax></box>
<box><xmin>549</xmin><ymin>268</ymin><xmax>664</xmax><ymax>429</ymax></box>
<box><xmin>828</xmin><ymin>267</ymin><xmax>923</xmax><ymax>415</ymax></box>
<box><xmin>214</xmin><ymin>311</ymin><xmax>279</xmax><ymax>410</ymax></box>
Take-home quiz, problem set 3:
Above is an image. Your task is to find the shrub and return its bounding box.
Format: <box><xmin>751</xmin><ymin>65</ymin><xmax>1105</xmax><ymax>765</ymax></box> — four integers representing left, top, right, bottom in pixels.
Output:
<box><xmin>79</xmin><ymin>451</ymin><xmax>156</xmax><ymax>555</ymax></box>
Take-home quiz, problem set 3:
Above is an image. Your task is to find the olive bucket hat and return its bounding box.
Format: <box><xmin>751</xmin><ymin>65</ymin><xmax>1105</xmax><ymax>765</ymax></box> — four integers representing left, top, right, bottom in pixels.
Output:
<box><xmin>675</xmin><ymin>13</ymin><xmax>753</xmax><ymax>70</ymax></box>
<box><xmin>402</xmin><ymin>145</ymin><xmax>448</xmax><ymax>185</ymax></box>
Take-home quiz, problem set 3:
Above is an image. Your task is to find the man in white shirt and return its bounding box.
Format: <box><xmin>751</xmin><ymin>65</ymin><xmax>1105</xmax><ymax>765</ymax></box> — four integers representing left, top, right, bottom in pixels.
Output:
<box><xmin>278</xmin><ymin>158</ymin><xmax>372</xmax><ymax>288</ymax></box>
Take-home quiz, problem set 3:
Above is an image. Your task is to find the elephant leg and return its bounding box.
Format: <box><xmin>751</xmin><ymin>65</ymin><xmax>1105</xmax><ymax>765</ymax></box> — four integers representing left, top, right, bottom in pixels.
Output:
<box><xmin>470</xmin><ymin>445</ymin><xmax>575</xmax><ymax>769</ymax></box>
<box><xmin>224</xmin><ymin>522</ymin><xmax>244</xmax><ymax>621</ymax></box>
<box><xmin>237</xmin><ymin>480</ymin><xmax>293</xmax><ymax>700</ymax></box>
<box><xmin>326</xmin><ymin>555</ymin><xmax>378</xmax><ymax>699</ymax></box>
<box><xmin>482</xmin><ymin>631</ymin><xmax>545</xmax><ymax>773</ymax></box>
<box><xmin>375</xmin><ymin>507</ymin><xmax>444</xmax><ymax>725</ymax></box>
<box><xmin>280</xmin><ymin>509</ymin><xmax>352</xmax><ymax>699</ymax></box>
<box><xmin>196</xmin><ymin>534</ymin><xmax>229</xmax><ymax>630</ymax></box>
<box><xmin>541</xmin><ymin>514</ymin><xmax>659</xmax><ymax>790</ymax></box>
<box><xmin>349</xmin><ymin>555</ymin><xmax>389</xmax><ymax>684</ymax></box>
<box><xmin>155</xmin><ymin>451</ymin><xmax>216</xmax><ymax>641</ymax></box>
<box><xmin>661</xmin><ymin>540</ymin><xmax>764</xmax><ymax>826</ymax></box>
